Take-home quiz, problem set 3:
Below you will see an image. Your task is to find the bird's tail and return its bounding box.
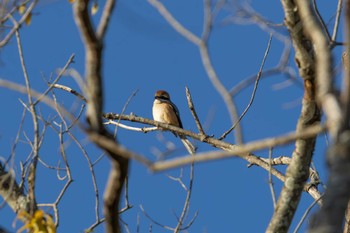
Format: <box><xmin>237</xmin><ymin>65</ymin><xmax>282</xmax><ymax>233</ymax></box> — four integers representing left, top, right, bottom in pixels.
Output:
<box><xmin>180</xmin><ymin>137</ymin><xmax>196</xmax><ymax>154</ymax></box>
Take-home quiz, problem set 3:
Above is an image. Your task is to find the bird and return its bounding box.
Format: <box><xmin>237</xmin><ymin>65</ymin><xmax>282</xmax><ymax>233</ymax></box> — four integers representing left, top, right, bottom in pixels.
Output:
<box><xmin>152</xmin><ymin>90</ymin><xmax>196</xmax><ymax>154</ymax></box>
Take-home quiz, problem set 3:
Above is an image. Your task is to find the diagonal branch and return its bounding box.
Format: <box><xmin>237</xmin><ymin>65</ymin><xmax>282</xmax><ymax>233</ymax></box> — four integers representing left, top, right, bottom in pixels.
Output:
<box><xmin>150</xmin><ymin>123</ymin><xmax>325</xmax><ymax>173</ymax></box>
<box><xmin>147</xmin><ymin>0</ymin><xmax>201</xmax><ymax>45</ymax></box>
<box><xmin>0</xmin><ymin>0</ymin><xmax>38</xmax><ymax>48</ymax></box>
<box><xmin>219</xmin><ymin>34</ymin><xmax>272</xmax><ymax>140</ymax></box>
<box><xmin>15</xmin><ymin>28</ymin><xmax>39</xmax><ymax>215</ymax></box>
<box><xmin>97</xmin><ymin>0</ymin><xmax>116</xmax><ymax>40</ymax></box>
<box><xmin>267</xmin><ymin>1</ymin><xmax>322</xmax><ymax>231</ymax></box>
<box><xmin>185</xmin><ymin>87</ymin><xmax>205</xmax><ymax>136</ymax></box>
<box><xmin>0</xmin><ymin>162</ymin><xmax>30</xmax><ymax>213</ymax></box>
<box><xmin>331</xmin><ymin>0</ymin><xmax>344</xmax><ymax>43</ymax></box>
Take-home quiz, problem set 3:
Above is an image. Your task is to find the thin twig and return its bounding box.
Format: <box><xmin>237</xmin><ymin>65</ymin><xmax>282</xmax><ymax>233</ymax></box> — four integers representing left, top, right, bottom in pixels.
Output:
<box><xmin>312</xmin><ymin>0</ymin><xmax>331</xmax><ymax>43</ymax></box>
<box><xmin>219</xmin><ymin>34</ymin><xmax>273</xmax><ymax>140</ymax></box>
<box><xmin>104</xmin><ymin>120</ymin><xmax>158</xmax><ymax>133</ymax></box>
<box><xmin>147</xmin><ymin>0</ymin><xmax>201</xmax><ymax>45</ymax></box>
<box><xmin>268</xmin><ymin>147</ymin><xmax>277</xmax><ymax>209</ymax></box>
<box><xmin>51</xmin><ymin>85</ymin><xmax>150</xmax><ymax>133</ymax></box>
<box><xmin>0</xmin><ymin>0</ymin><xmax>38</xmax><ymax>48</ymax></box>
<box><xmin>141</xmin><ymin>163</ymin><xmax>197</xmax><ymax>232</ymax></box>
<box><xmin>174</xmin><ymin>162</ymin><xmax>196</xmax><ymax>232</ymax></box>
<box><xmin>229</xmin><ymin>67</ymin><xmax>302</xmax><ymax>97</ymax></box>
<box><xmin>185</xmin><ymin>87</ymin><xmax>205</xmax><ymax>135</ymax></box>
<box><xmin>140</xmin><ymin>205</ymin><xmax>174</xmax><ymax>231</ymax></box>
<box><xmin>258</xmin><ymin>156</ymin><xmax>321</xmax><ymax>185</ymax></box>
<box><xmin>201</xmin><ymin>0</ymin><xmax>212</xmax><ymax>42</ymax></box>
<box><xmin>0</xmin><ymin>80</ymin><xmax>153</xmax><ymax>168</ymax></box>
<box><xmin>52</xmin><ymin>83</ymin><xmax>86</xmax><ymax>102</ymax></box>
<box><xmin>0</xmin><ymin>79</ymin><xmax>77</xmax><ymax>124</ymax></box>
<box><xmin>331</xmin><ymin>0</ymin><xmax>343</xmax><ymax>43</ymax></box>
<box><xmin>228</xmin><ymin>41</ymin><xmax>301</xmax><ymax>97</ymax></box>
<box><xmin>97</xmin><ymin>0</ymin><xmax>116</xmax><ymax>39</ymax></box>
<box><xmin>7</xmin><ymin>108</ymin><xmax>27</xmax><ymax>165</ymax></box>
<box><xmin>85</xmin><ymin>218</ymin><xmax>105</xmax><ymax>233</ymax></box>
<box><xmin>200</xmin><ymin>0</ymin><xmax>243</xmax><ymax>143</ymax></box>
<box><xmin>69</xmin><ymin>132</ymin><xmax>101</xmax><ymax>227</ymax></box>
<box><xmin>114</xmin><ymin>89</ymin><xmax>139</xmax><ymax>136</ymax></box>
<box><xmin>54</xmin><ymin>124</ymin><xmax>73</xmax><ymax>227</ymax></box>
<box><xmin>87</xmin><ymin>131</ymin><xmax>152</xmax><ymax>166</ymax></box>
<box><xmin>34</xmin><ymin>54</ymin><xmax>76</xmax><ymax>105</ymax></box>
<box><xmin>15</xmin><ymin>28</ymin><xmax>39</xmax><ymax>215</ymax></box>
<box><xmin>200</xmin><ymin>42</ymin><xmax>243</xmax><ymax>143</ymax></box>
<box><xmin>293</xmin><ymin>194</ymin><xmax>324</xmax><ymax>233</ymax></box>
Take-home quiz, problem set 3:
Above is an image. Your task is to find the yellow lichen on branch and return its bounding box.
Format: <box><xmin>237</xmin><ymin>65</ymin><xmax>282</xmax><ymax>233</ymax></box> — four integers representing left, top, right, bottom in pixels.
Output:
<box><xmin>16</xmin><ymin>209</ymin><xmax>56</xmax><ymax>233</ymax></box>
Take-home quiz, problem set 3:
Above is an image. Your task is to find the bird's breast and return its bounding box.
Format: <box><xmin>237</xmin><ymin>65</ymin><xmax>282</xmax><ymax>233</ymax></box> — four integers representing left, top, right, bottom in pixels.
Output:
<box><xmin>152</xmin><ymin>102</ymin><xmax>180</xmax><ymax>127</ymax></box>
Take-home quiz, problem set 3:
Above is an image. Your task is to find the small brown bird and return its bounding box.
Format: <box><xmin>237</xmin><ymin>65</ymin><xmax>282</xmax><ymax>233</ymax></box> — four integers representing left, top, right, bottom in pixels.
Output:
<box><xmin>152</xmin><ymin>90</ymin><xmax>196</xmax><ymax>154</ymax></box>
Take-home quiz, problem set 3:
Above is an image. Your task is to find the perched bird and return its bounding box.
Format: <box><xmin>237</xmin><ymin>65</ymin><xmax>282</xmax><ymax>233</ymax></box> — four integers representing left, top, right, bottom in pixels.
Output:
<box><xmin>152</xmin><ymin>90</ymin><xmax>196</xmax><ymax>154</ymax></box>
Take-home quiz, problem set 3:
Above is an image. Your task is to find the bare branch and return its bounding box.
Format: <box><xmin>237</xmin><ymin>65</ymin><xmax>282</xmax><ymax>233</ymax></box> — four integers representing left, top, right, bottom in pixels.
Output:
<box><xmin>268</xmin><ymin>148</ymin><xmax>277</xmax><ymax>209</ymax></box>
<box><xmin>293</xmin><ymin>194</ymin><xmax>324</xmax><ymax>233</ymax></box>
<box><xmin>140</xmin><ymin>205</ymin><xmax>174</xmax><ymax>231</ymax></box>
<box><xmin>74</xmin><ymin>0</ymin><xmax>103</xmax><ymax>131</ymax></box>
<box><xmin>35</xmin><ymin>54</ymin><xmax>76</xmax><ymax>105</ymax></box>
<box><xmin>73</xmin><ymin>0</ymin><xmax>132</xmax><ymax>232</ymax></box>
<box><xmin>307</xmin><ymin>0</ymin><xmax>350</xmax><ymax>231</ymax></box>
<box><xmin>230</xmin><ymin>67</ymin><xmax>302</xmax><ymax>97</ymax></box>
<box><xmin>104</xmin><ymin>112</ymin><xmax>325</xmax><ymax>206</ymax></box>
<box><xmin>219</xmin><ymin>34</ymin><xmax>272</xmax><ymax>140</ymax></box>
<box><xmin>311</xmin><ymin>0</ymin><xmax>331</xmax><ymax>43</ymax></box>
<box><xmin>97</xmin><ymin>0</ymin><xmax>116</xmax><ymax>39</ymax></box>
<box><xmin>174</xmin><ymin>163</ymin><xmax>196</xmax><ymax>232</ymax></box>
<box><xmin>104</xmin><ymin>159</ymin><xmax>129</xmax><ymax>233</ymax></box>
<box><xmin>140</xmin><ymin>163</ymin><xmax>198</xmax><ymax>233</ymax></box>
<box><xmin>151</xmin><ymin>124</ymin><xmax>326</xmax><ymax>172</ymax></box>
<box><xmin>267</xmin><ymin>79</ymin><xmax>321</xmax><ymax>232</ymax></box>
<box><xmin>87</xmin><ymin>131</ymin><xmax>152</xmax><ymax>166</ymax></box>
<box><xmin>52</xmin><ymin>83</ymin><xmax>86</xmax><ymax>102</ymax></box>
<box><xmin>199</xmin><ymin>42</ymin><xmax>243</xmax><ymax>143</ymax></box>
<box><xmin>185</xmin><ymin>87</ymin><xmax>205</xmax><ymax>136</ymax></box>
<box><xmin>0</xmin><ymin>161</ymin><xmax>30</xmax><ymax>213</ymax></box>
<box><xmin>258</xmin><ymin>156</ymin><xmax>321</xmax><ymax>186</ymax></box>
<box><xmin>0</xmin><ymin>79</ymin><xmax>76</xmax><ymax>122</ymax></box>
<box><xmin>112</xmin><ymin>89</ymin><xmax>139</xmax><ymax>136</ymax></box>
<box><xmin>290</xmin><ymin>0</ymin><xmax>350</xmax><ymax>232</ymax></box>
<box><xmin>104</xmin><ymin>120</ymin><xmax>158</xmax><ymax>133</ymax></box>
<box><xmin>147</xmin><ymin>0</ymin><xmax>201</xmax><ymax>45</ymax></box>
<box><xmin>0</xmin><ymin>0</ymin><xmax>38</xmax><ymax>48</ymax></box>
<box><xmin>69</xmin><ymin>132</ymin><xmax>100</xmax><ymax>224</ymax></box>
<box><xmin>331</xmin><ymin>0</ymin><xmax>344</xmax><ymax>43</ymax></box>
<box><xmin>15</xmin><ymin>28</ymin><xmax>39</xmax><ymax>215</ymax></box>
<box><xmin>295</xmin><ymin>1</ymin><xmax>339</xmax><ymax>138</ymax></box>
<box><xmin>266</xmin><ymin>0</ymin><xmax>327</xmax><ymax>231</ymax></box>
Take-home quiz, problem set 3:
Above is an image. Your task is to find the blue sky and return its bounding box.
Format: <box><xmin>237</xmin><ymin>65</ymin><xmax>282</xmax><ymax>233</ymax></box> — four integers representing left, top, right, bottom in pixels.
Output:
<box><xmin>0</xmin><ymin>0</ymin><xmax>343</xmax><ymax>232</ymax></box>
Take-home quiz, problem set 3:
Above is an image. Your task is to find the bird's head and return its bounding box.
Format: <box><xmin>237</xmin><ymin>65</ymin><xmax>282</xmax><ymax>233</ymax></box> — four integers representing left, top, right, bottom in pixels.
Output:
<box><xmin>155</xmin><ymin>90</ymin><xmax>170</xmax><ymax>101</ymax></box>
